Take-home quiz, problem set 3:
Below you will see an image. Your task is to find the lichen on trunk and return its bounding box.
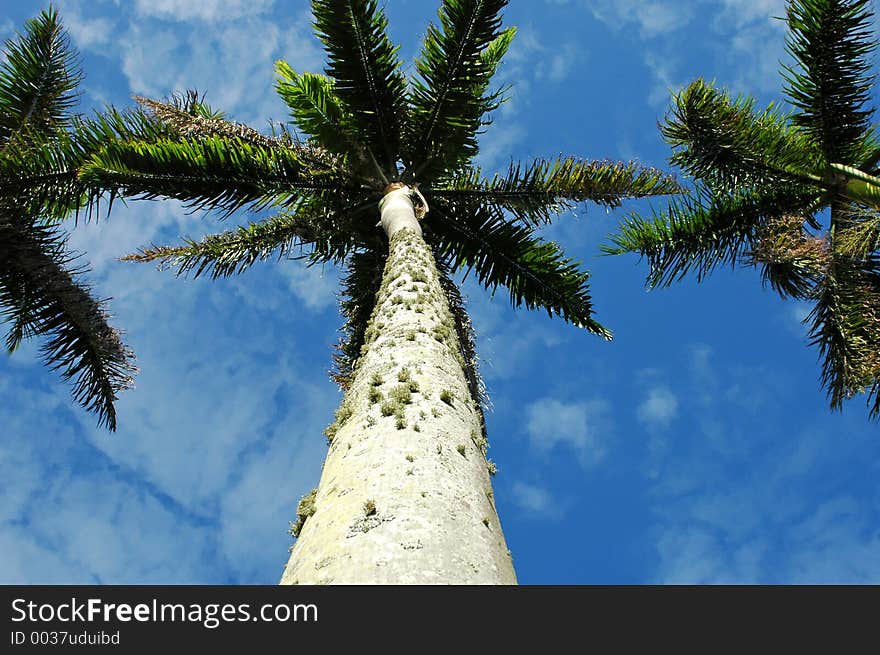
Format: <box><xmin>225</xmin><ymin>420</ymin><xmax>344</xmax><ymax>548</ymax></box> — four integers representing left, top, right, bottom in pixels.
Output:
<box><xmin>281</xmin><ymin>188</ymin><xmax>516</xmax><ymax>585</ymax></box>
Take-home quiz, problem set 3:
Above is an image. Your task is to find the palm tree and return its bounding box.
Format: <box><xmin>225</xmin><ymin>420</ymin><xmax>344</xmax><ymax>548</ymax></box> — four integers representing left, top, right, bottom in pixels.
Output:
<box><xmin>79</xmin><ymin>0</ymin><xmax>680</xmax><ymax>583</ymax></box>
<box><xmin>0</xmin><ymin>8</ymin><xmax>136</xmax><ymax>430</ymax></box>
<box><xmin>606</xmin><ymin>0</ymin><xmax>880</xmax><ymax>420</ymax></box>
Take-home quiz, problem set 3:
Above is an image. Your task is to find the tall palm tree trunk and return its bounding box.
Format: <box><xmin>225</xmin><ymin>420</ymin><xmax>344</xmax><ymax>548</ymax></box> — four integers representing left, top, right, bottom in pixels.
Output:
<box><xmin>281</xmin><ymin>186</ymin><xmax>516</xmax><ymax>584</ymax></box>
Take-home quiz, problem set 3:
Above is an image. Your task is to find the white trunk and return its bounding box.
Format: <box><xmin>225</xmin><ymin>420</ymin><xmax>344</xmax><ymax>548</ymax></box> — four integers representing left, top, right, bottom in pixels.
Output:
<box><xmin>280</xmin><ymin>186</ymin><xmax>516</xmax><ymax>584</ymax></box>
<box><xmin>378</xmin><ymin>185</ymin><xmax>422</xmax><ymax>237</ymax></box>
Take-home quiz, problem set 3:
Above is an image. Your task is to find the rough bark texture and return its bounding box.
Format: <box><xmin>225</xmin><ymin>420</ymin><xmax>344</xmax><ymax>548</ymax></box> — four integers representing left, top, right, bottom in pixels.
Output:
<box><xmin>281</xmin><ymin>189</ymin><xmax>516</xmax><ymax>584</ymax></box>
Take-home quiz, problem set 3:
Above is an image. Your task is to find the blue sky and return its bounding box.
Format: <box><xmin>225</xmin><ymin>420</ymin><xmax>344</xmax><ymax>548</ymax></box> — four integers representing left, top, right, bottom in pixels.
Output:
<box><xmin>2</xmin><ymin>0</ymin><xmax>879</xmax><ymax>584</ymax></box>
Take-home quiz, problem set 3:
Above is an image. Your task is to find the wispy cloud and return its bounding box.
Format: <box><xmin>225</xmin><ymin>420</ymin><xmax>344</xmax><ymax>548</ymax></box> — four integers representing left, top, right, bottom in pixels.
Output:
<box><xmin>0</xmin><ymin>1</ymin><xmax>377</xmax><ymax>584</ymax></box>
<box><xmin>133</xmin><ymin>0</ymin><xmax>276</xmax><ymax>22</ymax></box>
<box><xmin>637</xmin><ymin>385</ymin><xmax>679</xmax><ymax>428</ymax></box>
<box><xmin>581</xmin><ymin>0</ymin><xmax>696</xmax><ymax>39</ymax></box>
<box><xmin>0</xmin><ymin>196</ymin><xmax>340</xmax><ymax>583</ymax></box>
<box><xmin>780</xmin><ymin>301</ymin><xmax>811</xmax><ymax>339</ymax></box>
<box><xmin>655</xmin><ymin>493</ymin><xmax>880</xmax><ymax>584</ymax></box>
<box><xmin>524</xmin><ymin>397</ymin><xmax>610</xmax><ymax>467</ymax></box>
<box><xmin>56</xmin><ymin>1</ymin><xmax>322</xmax><ymax>126</ymax></box>
<box><xmin>509</xmin><ymin>481</ymin><xmax>564</xmax><ymax>520</ymax></box>
<box><xmin>785</xmin><ymin>497</ymin><xmax>880</xmax><ymax>583</ymax></box>
<box><xmin>655</xmin><ymin>526</ymin><xmax>765</xmax><ymax>584</ymax></box>
<box><xmin>56</xmin><ymin>1</ymin><xmax>113</xmax><ymax>48</ymax></box>
<box><xmin>0</xmin><ymin>374</ymin><xmax>215</xmax><ymax>583</ymax></box>
<box><xmin>552</xmin><ymin>0</ymin><xmax>790</xmax><ymax>106</ymax></box>
<box><xmin>645</xmin><ymin>345</ymin><xmax>880</xmax><ymax>584</ymax></box>
<box><xmin>119</xmin><ymin>14</ymin><xmax>322</xmax><ymax>126</ymax></box>
<box><xmin>282</xmin><ymin>263</ymin><xmax>340</xmax><ymax>312</ymax></box>
<box><xmin>474</xmin><ymin>26</ymin><xmax>582</xmax><ymax>169</ymax></box>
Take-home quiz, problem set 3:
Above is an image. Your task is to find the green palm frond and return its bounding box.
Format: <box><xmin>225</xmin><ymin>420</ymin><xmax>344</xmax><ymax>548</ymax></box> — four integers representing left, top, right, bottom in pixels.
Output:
<box><xmin>136</xmin><ymin>95</ymin><xmax>280</xmax><ymax>149</ymax></box>
<box><xmin>122</xmin><ymin>214</ymin><xmax>319</xmax><ymax>278</ymax></box>
<box><xmin>857</xmin><ymin>138</ymin><xmax>880</xmax><ymax>173</ymax></box>
<box><xmin>0</xmin><ymin>210</ymin><xmax>135</xmax><ymax>430</ymax></box>
<box><xmin>275</xmin><ymin>63</ymin><xmax>359</xmax><ymax>156</ymax></box>
<box><xmin>136</xmin><ymin>92</ymin><xmax>347</xmax><ymax>175</ymax></box>
<box><xmin>868</xmin><ymin>380</ymin><xmax>880</xmax><ymax>419</ymax></box>
<box><xmin>147</xmin><ymin>88</ymin><xmax>226</xmax><ymax>120</ymax></box>
<box><xmin>0</xmin><ymin>104</ymin><xmax>175</xmax><ymax>221</ymax></box>
<box><xmin>664</xmin><ymin>78</ymin><xmax>825</xmax><ymax>190</ymax></box>
<box><xmin>434</xmin><ymin>157</ymin><xmax>682</xmax><ymax>225</ymax></box>
<box><xmin>430</xmin><ymin>198</ymin><xmax>609</xmax><ymax>337</ymax></box>
<box><xmin>332</xmin><ymin>248</ymin><xmax>386</xmax><ymax>388</ymax></box>
<box><xmin>481</xmin><ymin>25</ymin><xmax>516</xmax><ymax>72</ymax></box>
<box><xmin>782</xmin><ymin>0</ymin><xmax>876</xmax><ymax>163</ymax></box>
<box><xmin>807</xmin><ymin>257</ymin><xmax>880</xmax><ymax>413</ymax></box>
<box><xmin>121</xmin><ymin>197</ymin><xmax>360</xmax><ymax>277</ymax></box>
<box><xmin>0</xmin><ymin>10</ymin><xmax>139</xmax><ymax>430</ymax></box>
<box><xmin>749</xmin><ymin>213</ymin><xmax>828</xmax><ymax>298</ymax></box>
<box><xmin>830</xmin><ymin>162</ymin><xmax>880</xmax><ymax>189</ymax></box>
<box><xmin>407</xmin><ymin>0</ymin><xmax>510</xmax><ymax>179</ymax></box>
<box><xmin>0</xmin><ymin>7</ymin><xmax>80</xmax><ymax>148</ymax></box>
<box><xmin>604</xmin><ymin>185</ymin><xmax>820</xmax><ymax>291</ymax></box>
<box><xmin>311</xmin><ymin>0</ymin><xmax>407</xmax><ymax>176</ymax></box>
<box><xmin>835</xmin><ymin>205</ymin><xmax>880</xmax><ymax>259</ymax></box>
<box><xmin>0</xmin><ymin>133</ymin><xmax>94</xmax><ymax>219</ymax></box>
<box><xmin>80</xmin><ymin>136</ymin><xmax>350</xmax><ymax>217</ymax></box>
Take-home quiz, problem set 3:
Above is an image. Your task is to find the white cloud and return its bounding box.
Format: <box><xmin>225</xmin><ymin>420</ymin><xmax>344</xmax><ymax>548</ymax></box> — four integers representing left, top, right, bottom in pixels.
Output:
<box><xmin>537</xmin><ymin>43</ymin><xmax>581</xmax><ymax>83</ymax></box>
<box><xmin>510</xmin><ymin>481</ymin><xmax>564</xmax><ymax>520</ymax></box>
<box><xmin>688</xmin><ymin>343</ymin><xmax>717</xmax><ymax>405</ymax></box>
<box><xmin>723</xmin><ymin>11</ymin><xmax>789</xmax><ymax>94</ymax></box>
<box><xmin>283</xmin><ymin>263</ymin><xmax>340</xmax><ymax>312</ymax></box>
<box><xmin>66</xmin><ymin>248</ymin><xmax>333</xmax><ymax>514</ymax></box>
<box><xmin>501</xmin><ymin>28</ymin><xmax>581</xmax><ymax>85</ymax></box>
<box><xmin>2</xmin><ymin>207</ymin><xmax>339</xmax><ymax>584</ymax></box>
<box><xmin>553</xmin><ymin>0</ymin><xmax>791</xmax><ymax>109</ymax></box>
<box><xmin>36</xmin><ymin>203</ymin><xmax>339</xmax><ymax>582</ymax></box>
<box><xmin>655</xmin><ymin>526</ymin><xmax>766</xmax><ymax>584</ymax></box>
<box><xmin>781</xmin><ymin>301</ymin><xmax>811</xmax><ymax>339</ymax></box>
<box><xmin>583</xmin><ymin>0</ymin><xmax>695</xmax><ymax>39</ymax></box>
<box><xmin>133</xmin><ymin>0</ymin><xmax>275</xmax><ymax>22</ymax></box>
<box><xmin>219</xmin><ymin>384</ymin><xmax>336</xmax><ymax>583</ymax></box>
<box><xmin>58</xmin><ymin>1</ymin><xmax>114</xmax><ymax>49</ymax></box>
<box><xmin>645</xmin><ymin>347</ymin><xmax>880</xmax><ymax>583</ymax></box>
<box><xmin>525</xmin><ymin>397</ymin><xmax>609</xmax><ymax>467</ymax></box>
<box><xmin>643</xmin><ymin>50</ymin><xmax>686</xmax><ymax>107</ymax></box>
<box><xmin>637</xmin><ymin>385</ymin><xmax>678</xmax><ymax>428</ymax></box>
<box><xmin>472</xmin><ymin>26</ymin><xmax>582</xmax><ymax>169</ymax></box>
<box><xmin>0</xmin><ymin>529</ymin><xmax>87</xmax><ymax>584</ymax></box>
<box><xmin>466</xmin><ymin>283</ymin><xmax>565</xmax><ymax>381</ymax></box>
<box><xmin>654</xmin><ymin>494</ymin><xmax>880</xmax><ymax>584</ymax></box>
<box><xmin>115</xmin><ymin>9</ymin><xmax>322</xmax><ymax>126</ymax></box>
<box><xmin>0</xmin><ymin>375</ymin><xmax>216</xmax><ymax>583</ymax></box>
<box><xmin>28</xmin><ymin>0</ymin><xmax>347</xmax><ymax>575</ymax></box>
<box><xmin>786</xmin><ymin>498</ymin><xmax>880</xmax><ymax>583</ymax></box>
<box><xmin>68</xmin><ymin>200</ymin><xmax>197</xmax><ymax>272</ymax></box>
<box><xmin>475</xmin><ymin>123</ymin><xmax>526</xmax><ymax>172</ymax></box>
<box><xmin>718</xmin><ymin>0</ymin><xmax>787</xmax><ymax>26</ymax></box>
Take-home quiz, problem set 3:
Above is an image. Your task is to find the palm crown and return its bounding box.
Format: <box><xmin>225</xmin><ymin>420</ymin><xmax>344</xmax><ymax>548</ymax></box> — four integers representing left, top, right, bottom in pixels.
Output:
<box><xmin>607</xmin><ymin>0</ymin><xmax>880</xmax><ymax>418</ymax></box>
<box><xmin>77</xmin><ymin>0</ymin><xmax>679</xmax><ymax>404</ymax></box>
<box><xmin>0</xmin><ymin>8</ymin><xmax>135</xmax><ymax>430</ymax></box>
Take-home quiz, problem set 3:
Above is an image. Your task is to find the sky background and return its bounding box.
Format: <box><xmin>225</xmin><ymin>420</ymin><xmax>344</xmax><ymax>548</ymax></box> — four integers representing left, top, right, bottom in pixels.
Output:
<box><xmin>1</xmin><ymin>0</ymin><xmax>879</xmax><ymax>584</ymax></box>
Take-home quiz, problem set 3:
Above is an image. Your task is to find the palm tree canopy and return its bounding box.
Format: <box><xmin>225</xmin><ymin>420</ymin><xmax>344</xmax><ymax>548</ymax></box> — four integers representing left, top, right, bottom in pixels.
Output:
<box><xmin>0</xmin><ymin>8</ymin><xmax>136</xmax><ymax>430</ymax></box>
<box><xmin>79</xmin><ymin>0</ymin><xmax>681</xmax><ymax>392</ymax></box>
<box><xmin>605</xmin><ymin>0</ymin><xmax>880</xmax><ymax>418</ymax></box>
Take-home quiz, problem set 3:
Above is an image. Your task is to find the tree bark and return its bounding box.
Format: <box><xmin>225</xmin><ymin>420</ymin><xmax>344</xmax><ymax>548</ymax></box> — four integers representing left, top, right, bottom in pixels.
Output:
<box><xmin>280</xmin><ymin>186</ymin><xmax>517</xmax><ymax>584</ymax></box>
